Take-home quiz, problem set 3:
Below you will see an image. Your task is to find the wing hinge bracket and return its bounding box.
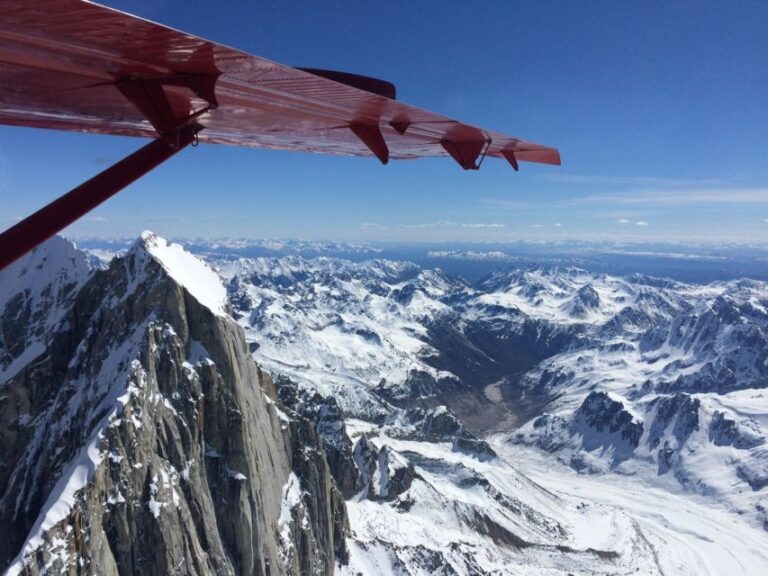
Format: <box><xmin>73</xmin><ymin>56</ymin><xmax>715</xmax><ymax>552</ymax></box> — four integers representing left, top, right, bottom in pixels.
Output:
<box><xmin>440</xmin><ymin>138</ymin><xmax>491</xmax><ymax>170</ymax></box>
<box><xmin>0</xmin><ymin>74</ymin><xmax>216</xmax><ymax>269</ymax></box>
<box><xmin>350</xmin><ymin>122</ymin><xmax>389</xmax><ymax>164</ymax></box>
<box><xmin>116</xmin><ymin>72</ymin><xmax>220</xmax><ymax>145</ymax></box>
<box><xmin>501</xmin><ymin>148</ymin><xmax>520</xmax><ymax>171</ymax></box>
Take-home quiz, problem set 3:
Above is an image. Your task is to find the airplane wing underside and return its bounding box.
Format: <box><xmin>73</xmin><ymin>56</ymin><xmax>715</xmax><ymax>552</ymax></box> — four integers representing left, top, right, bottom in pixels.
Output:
<box><xmin>0</xmin><ymin>0</ymin><xmax>559</xmax><ymax>169</ymax></box>
<box><xmin>0</xmin><ymin>0</ymin><xmax>560</xmax><ymax>270</ymax></box>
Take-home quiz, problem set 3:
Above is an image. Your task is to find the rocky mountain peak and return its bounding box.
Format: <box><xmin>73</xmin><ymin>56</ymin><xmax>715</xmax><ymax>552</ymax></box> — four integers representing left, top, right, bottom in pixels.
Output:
<box><xmin>127</xmin><ymin>231</ymin><xmax>230</xmax><ymax>317</ymax></box>
<box><xmin>575</xmin><ymin>283</ymin><xmax>601</xmax><ymax>307</ymax></box>
<box><xmin>0</xmin><ymin>234</ymin><xmax>347</xmax><ymax>575</ymax></box>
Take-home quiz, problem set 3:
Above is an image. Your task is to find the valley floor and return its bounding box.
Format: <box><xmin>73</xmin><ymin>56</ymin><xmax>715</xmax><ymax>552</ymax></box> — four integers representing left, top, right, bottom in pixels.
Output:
<box><xmin>493</xmin><ymin>442</ymin><xmax>768</xmax><ymax>576</ymax></box>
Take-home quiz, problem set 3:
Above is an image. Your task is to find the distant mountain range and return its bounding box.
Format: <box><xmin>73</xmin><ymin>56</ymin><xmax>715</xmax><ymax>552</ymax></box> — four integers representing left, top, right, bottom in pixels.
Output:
<box><xmin>75</xmin><ymin>236</ymin><xmax>768</xmax><ymax>283</ymax></box>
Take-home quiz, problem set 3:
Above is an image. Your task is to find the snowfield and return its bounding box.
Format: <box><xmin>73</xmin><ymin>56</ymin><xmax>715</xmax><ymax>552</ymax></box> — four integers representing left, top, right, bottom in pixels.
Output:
<box><xmin>493</xmin><ymin>442</ymin><xmax>768</xmax><ymax>576</ymax></box>
<box><xmin>216</xmin><ymin>256</ymin><xmax>464</xmax><ymax>418</ymax></box>
<box><xmin>341</xmin><ymin>420</ymin><xmax>663</xmax><ymax>575</ymax></box>
<box><xmin>336</xmin><ymin>420</ymin><xmax>768</xmax><ymax>575</ymax></box>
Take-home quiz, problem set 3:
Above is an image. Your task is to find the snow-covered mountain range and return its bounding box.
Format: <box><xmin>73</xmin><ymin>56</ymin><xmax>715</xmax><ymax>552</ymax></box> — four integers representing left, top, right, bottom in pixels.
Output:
<box><xmin>2</xmin><ymin>235</ymin><xmax>766</xmax><ymax>574</ymax></box>
<box><xmin>214</xmin><ymin>255</ymin><xmax>768</xmax><ymax>534</ymax></box>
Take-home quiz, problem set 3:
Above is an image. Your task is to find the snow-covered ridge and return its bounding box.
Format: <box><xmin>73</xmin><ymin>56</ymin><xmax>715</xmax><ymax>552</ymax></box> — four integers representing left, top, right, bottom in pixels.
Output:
<box><xmin>138</xmin><ymin>231</ymin><xmax>228</xmax><ymax>317</ymax></box>
<box><xmin>1</xmin><ymin>234</ymin><xmax>346</xmax><ymax>574</ymax></box>
<box><xmin>472</xmin><ymin>266</ymin><xmax>679</xmax><ymax>326</ymax></box>
<box><xmin>427</xmin><ymin>249</ymin><xmax>513</xmax><ymax>262</ymax></box>
<box><xmin>0</xmin><ymin>236</ymin><xmax>93</xmax><ymax>387</ymax></box>
<box><xmin>216</xmin><ymin>254</ymin><xmax>465</xmax><ymax>418</ymax></box>
<box><xmin>0</xmin><ymin>235</ymin><xmax>92</xmax><ymax>321</ymax></box>
<box><xmin>0</xmin><ymin>235</ymin><xmax>230</xmax><ymax>571</ymax></box>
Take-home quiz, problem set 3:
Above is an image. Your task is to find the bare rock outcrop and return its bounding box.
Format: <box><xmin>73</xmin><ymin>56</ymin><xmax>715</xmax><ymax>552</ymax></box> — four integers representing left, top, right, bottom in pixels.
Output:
<box><xmin>0</xmin><ymin>236</ymin><xmax>347</xmax><ymax>575</ymax></box>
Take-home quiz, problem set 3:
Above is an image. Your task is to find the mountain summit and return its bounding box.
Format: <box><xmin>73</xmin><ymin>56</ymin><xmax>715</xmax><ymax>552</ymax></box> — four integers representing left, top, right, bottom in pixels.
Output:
<box><xmin>0</xmin><ymin>234</ymin><xmax>347</xmax><ymax>575</ymax></box>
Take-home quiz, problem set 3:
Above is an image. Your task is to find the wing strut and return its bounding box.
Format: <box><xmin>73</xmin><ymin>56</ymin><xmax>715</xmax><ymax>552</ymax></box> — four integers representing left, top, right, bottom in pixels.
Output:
<box><xmin>0</xmin><ymin>67</ymin><xmax>218</xmax><ymax>271</ymax></box>
<box><xmin>0</xmin><ymin>125</ymin><xmax>200</xmax><ymax>270</ymax></box>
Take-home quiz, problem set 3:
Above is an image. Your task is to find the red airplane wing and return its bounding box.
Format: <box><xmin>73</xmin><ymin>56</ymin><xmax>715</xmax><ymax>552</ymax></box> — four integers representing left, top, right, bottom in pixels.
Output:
<box><xmin>0</xmin><ymin>0</ymin><xmax>561</xmax><ymax>270</ymax></box>
<box><xmin>0</xmin><ymin>0</ymin><xmax>559</xmax><ymax>169</ymax></box>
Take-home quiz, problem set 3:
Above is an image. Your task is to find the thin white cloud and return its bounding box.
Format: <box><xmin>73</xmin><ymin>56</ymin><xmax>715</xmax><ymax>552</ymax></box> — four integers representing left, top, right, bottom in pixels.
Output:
<box><xmin>635</xmin><ymin>220</ymin><xmax>649</xmax><ymax>226</ymax></box>
<box><xmin>87</xmin><ymin>216</ymin><xmax>109</xmax><ymax>223</ymax></box>
<box><xmin>480</xmin><ymin>198</ymin><xmax>543</xmax><ymax>210</ymax></box>
<box><xmin>402</xmin><ymin>220</ymin><xmax>505</xmax><ymax>229</ymax></box>
<box><xmin>403</xmin><ymin>220</ymin><xmax>456</xmax><ymax>229</ymax></box>
<box><xmin>553</xmin><ymin>223</ymin><xmax>562</xmax><ymax>227</ymax></box>
<box><xmin>617</xmin><ymin>218</ymin><xmax>630</xmax><ymax>224</ymax></box>
<box><xmin>461</xmin><ymin>223</ymin><xmax>505</xmax><ymax>228</ymax></box>
<box><xmin>482</xmin><ymin>187</ymin><xmax>768</xmax><ymax>213</ymax></box>
<box><xmin>575</xmin><ymin>188</ymin><xmax>768</xmax><ymax>206</ymax></box>
<box><xmin>537</xmin><ymin>174</ymin><xmax>721</xmax><ymax>187</ymax></box>
<box><xmin>360</xmin><ymin>222</ymin><xmax>389</xmax><ymax>230</ymax></box>
<box><xmin>529</xmin><ymin>224</ymin><xmax>544</xmax><ymax>228</ymax></box>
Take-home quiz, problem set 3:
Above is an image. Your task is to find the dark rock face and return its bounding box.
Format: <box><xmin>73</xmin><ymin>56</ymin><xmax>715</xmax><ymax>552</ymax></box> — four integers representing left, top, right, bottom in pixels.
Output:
<box><xmin>640</xmin><ymin>295</ymin><xmax>768</xmax><ymax>394</ymax></box>
<box><xmin>284</xmin><ymin>416</ymin><xmax>350</xmax><ymax>568</ymax></box>
<box><xmin>709</xmin><ymin>411</ymin><xmax>764</xmax><ymax>449</ymax></box>
<box><xmin>276</xmin><ymin>377</ymin><xmax>360</xmax><ymax>499</ymax></box>
<box><xmin>566</xmin><ymin>284</ymin><xmax>601</xmax><ymax>318</ymax></box>
<box><xmin>424</xmin><ymin>315</ymin><xmax>577</xmax><ymax>395</ymax></box>
<box><xmin>599</xmin><ymin>306</ymin><xmax>656</xmax><ymax>335</ymax></box>
<box><xmin>352</xmin><ymin>435</ymin><xmax>378</xmax><ymax>489</ymax></box>
<box><xmin>375</xmin><ymin>369</ymin><xmax>464</xmax><ymax>405</ymax></box>
<box><xmin>409</xmin><ymin>406</ymin><xmax>497</xmax><ymax>459</ymax></box>
<box><xmin>0</xmin><ymin>238</ymin><xmax>347</xmax><ymax>575</ymax></box>
<box><xmin>350</xmin><ymin>436</ymin><xmax>415</xmax><ymax>502</ymax></box>
<box><xmin>517</xmin><ymin>413</ymin><xmax>570</xmax><ymax>452</ymax></box>
<box><xmin>422</xmin><ymin>406</ymin><xmax>464</xmax><ymax>437</ymax></box>
<box><xmin>390</xmin><ymin>283</ymin><xmax>417</xmax><ymax>305</ymax></box>
<box><xmin>736</xmin><ymin>463</ymin><xmax>768</xmax><ymax>491</ymax></box>
<box><xmin>572</xmin><ymin>392</ymin><xmax>644</xmax><ymax>449</ymax></box>
<box><xmin>644</xmin><ymin>394</ymin><xmax>700</xmax><ymax>477</ymax></box>
<box><xmin>647</xmin><ymin>394</ymin><xmax>700</xmax><ymax>451</ymax></box>
<box><xmin>366</xmin><ymin>445</ymin><xmax>415</xmax><ymax>502</ymax></box>
<box><xmin>226</xmin><ymin>276</ymin><xmax>254</xmax><ymax>314</ymax></box>
<box><xmin>657</xmin><ymin>442</ymin><xmax>676</xmax><ymax>475</ymax></box>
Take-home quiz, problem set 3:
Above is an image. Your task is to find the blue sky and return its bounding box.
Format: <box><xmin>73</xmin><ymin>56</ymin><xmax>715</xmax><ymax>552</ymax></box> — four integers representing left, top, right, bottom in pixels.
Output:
<box><xmin>1</xmin><ymin>0</ymin><xmax>766</xmax><ymax>243</ymax></box>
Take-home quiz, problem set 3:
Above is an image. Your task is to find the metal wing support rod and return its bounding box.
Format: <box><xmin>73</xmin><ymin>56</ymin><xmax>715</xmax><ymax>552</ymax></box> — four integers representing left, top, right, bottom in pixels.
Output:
<box><xmin>0</xmin><ymin>124</ymin><xmax>200</xmax><ymax>270</ymax></box>
<box><xmin>0</xmin><ymin>68</ymin><xmax>219</xmax><ymax>271</ymax></box>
